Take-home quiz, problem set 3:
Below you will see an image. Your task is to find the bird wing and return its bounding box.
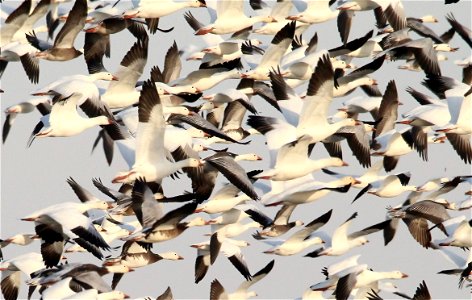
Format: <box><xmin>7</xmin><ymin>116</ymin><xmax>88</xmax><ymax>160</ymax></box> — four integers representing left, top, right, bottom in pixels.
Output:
<box><xmin>286</xmin><ymin>209</ymin><xmax>332</xmax><ymax>242</ymax></box>
<box><xmin>53</xmin><ymin>0</ymin><xmax>87</xmax><ymax>48</ymax></box>
<box><xmin>107</xmin><ymin>36</ymin><xmax>148</xmax><ymax>94</ymax></box>
<box><xmin>131</xmin><ymin>179</ymin><xmax>164</xmax><ymax>230</ymax></box>
<box><xmin>298</xmin><ymin>54</ymin><xmax>334</xmax><ymax>130</ymax></box>
<box><xmin>135</xmin><ymin>79</ymin><xmax>167</xmax><ymax>166</ymax></box>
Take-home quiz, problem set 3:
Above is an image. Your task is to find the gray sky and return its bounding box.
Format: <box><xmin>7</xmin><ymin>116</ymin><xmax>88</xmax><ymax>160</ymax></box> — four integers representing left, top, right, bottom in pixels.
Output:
<box><xmin>1</xmin><ymin>0</ymin><xmax>471</xmax><ymax>299</ymax></box>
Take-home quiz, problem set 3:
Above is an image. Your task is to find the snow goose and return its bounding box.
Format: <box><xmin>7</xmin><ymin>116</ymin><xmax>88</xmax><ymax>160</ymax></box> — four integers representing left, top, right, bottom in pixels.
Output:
<box><xmin>253</xmin><ymin>0</ymin><xmax>299</xmax><ymax>35</ymax></box>
<box><xmin>111</xmin><ymin>80</ymin><xmax>204</xmax><ymax>185</ymax></box>
<box><xmin>327</xmin><ymin>122</ymin><xmax>374</xmax><ymax>168</ymax></box>
<box><xmin>371</xmin><ymin>128</ymin><xmax>424</xmax><ymax>172</ymax></box>
<box><xmin>0</xmin><ymin>252</ymin><xmax>45</xmax><ymax>300</ymax></box>
<box><xmin>22</xmin><ymin>207</ymin><xmax>111</xmax><ymax>267</ymax></box>
<box><xmin>0</xmin><ymin>0</ymin><xmax>31</xmax><ymax>47</ymax></box>
<box><xmin>191</xmin><ymin>0</ymin><xmax>276</xmax><ymax>36</ymax></box>
<box><xmin>100</xmin><ymin>36</ymin><xmax>149</xmax><ymax>109</ymax></box>
<box><xmin>21</xmin><ymin>198</ymin><xmax>111</xmax><ymax>222</ymax></box>
<box><xmin>322</xmin><ymin>160</ymin><xmax>385</xmax><ymax>189</ymax></box>
<box><xmin>64</xmin><ymin>289</ymin><xmax>130</xmax><ymax>300</ymax></box>
<box><xmin>241</xmin><ymin>21</ymin><xmax>296</xmax><ymax>80</ymax></box>
<box><xmin>406</xmin><ymin>16</ymin><xmax>445</xmax><ymax>44</ymax></box>
<box><xmin>328</xmin><ymin>30</ymin><xmax>379</xmax><ymax>59</ymax></box>
<box><xmin>305</xmin><ymin>212</ymin><xmax>387</xmax><ymax>258</ymax></box>
<box><xmin>0</xmin><ymin>233</ymin><xmax>38</xmax><ymax>259</ymax></box>
<box><xmin>9</xmin><ymin>0</ymin><xmax>50</xmax><ymax>43</ymax></box>
<box><xmin>195</xmin><ymin>184</ymin><xmax>252</xmax><ymax>214</ymax></box>
<box><xmin>211</xmin><ymin>220</ymin><xmax>262</xmax><ymax>239</ymax></box>
<box><xmin>261</xmin><ymin>176</ymin><xmax>354</xmax><ymax>206</ymax></box>
<box><xmin>253</xmin><ymin>135</ymin><xmax>349</xmax><ymax>181</ymax></box>
<box><xmin>0</xmin><ymin>41</ymin><xmax>40</xmax><ymax>83</ymax></box>
<box><xmin>281</xmin><ymin>48</ymin><xmax>349</xmax><ymax>81</ymax></box>
<box><xmin>353</xmin><ymin>172</ymin><xmax>416</xmax><ymax>202</ymax></box>
<box><xmin>388</xmin><ymin>200</ymin><xmax>451</xmax><ymax>248</ymax></box>
<box><xmin>27</xmin><ymin>92</ymin><xmax>112</xmax><ymax>146</ymax></box>
<box><xmin>171</xmin><ymin>67</ymin><xmax>240</xmax><ymax>93</ymax></box>
<box><xmin>209</xmin><ymin>260</ymin><xmax>275</xmax><ymax>300</ymax></box>
<box><xmin>122</xmin><ymin>0</ymin><xmax>206</xmax><ymax>33</ymax></box>
<box><xmin>104</xmin><ymin>241</ymin><xmax>183</xmax><ymax>289</ymax></box>
<box><xmin>379</xmin><ymin>36</ymin><xmax>446</xmax><ymax>76</ymax></box>
<box><xmin>126</xmin><ymin>179</ymin><xmax>206</xmax><ymax>244</ymax></box>
<box><xmin>262</xmin><ymin>210</ymin><xmax>332</xmax><ymax>256</ymax></box>
<box><xmin>246</xmin><ymin>204</ymin><xmax>304</xmax><ymax>239</ymax></box>
<box><xmin>206</xmin><ymin>207</ymin><xmax>249</xmax><ymax>226</ymax></box>
<box><xmin>337</xmin><ymin>0</ymin><xmax>408</xmax><ymax>32</ymax></box>
<box><xmin>2</xmin><ymin>97</ymin><xmax>51</xmax><ymax>143</ymax></box>
<box><xmin>31</xmin><ymin>263</ymin><xmax>134</xmax><ymax>293</ymax></box>
<box><xmin>331</xmin><ymin>55</ymin><xmax>384</xmax><ymax>97</ymax></box>
<box><xmin>191</xmin><ymin>236</ymin><xmax>250</xmax><ymax>283</ymax></box>
<box><xmin>398</xmin><ymin>87</ymin><xmax>450</xmax><ymax>160</ymax></box>
<box><xmin>35</xmin><ymin>0</ymin><xmax>87</xmax><ymax>61</ymax></box>
<box><xmin>199</xmin><ymin>40</ymin><xmax>264</xmax><ymax>69</ymax></box>
<box><xmin>32</xmin><ymin>69</ymin><xmax>117</xmax><ymax>96</ymax></box>
<box><xmin>338</xmin><ymin>86</ymin><xmax>382</xmax><ymax>120</ymax></box>
<box><xmin>65</xmin><ymin>221</ymin><xmax>131</xmax><ymax>254</ymax></box>
<box><xmin>173</xmin><ymin>149</ymin><xmax>260</xmax><ymax>201</ymax></box>
<box><xmin>416</xmin><ymin>176</ymin><xmax>450</xmax><ymax>192</ymax></box>
<box><xmin>287</xmin><ymin>0</ymin><xmax>339</xmax><ymax>24</ymax></box>
<box><xmin>422</xmin><ymin>75</ymin><xmax>472</xmax><ymax>163</ymax></box>
<box><xmin>332</xmin><ymin>267</ymin><xmax>408</xmax><ymax>300</ymax></box>
<box><xmin>434</xmin><ymin>216</ymin><xmax>472</xmax><ymax>248</ymax></box>
<box><xmin>437</xmin><ymin>248</ymin><xmax>472</xmax><ymax>289</ymax></box>
<box><xmin>208</xmin><ymin>233</ymin><xmax>254</xmax><ymax>281</ymax></box>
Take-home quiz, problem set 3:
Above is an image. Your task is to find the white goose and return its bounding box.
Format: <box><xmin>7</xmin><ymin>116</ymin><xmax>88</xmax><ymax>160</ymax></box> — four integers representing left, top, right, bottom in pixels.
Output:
<box><xmin>100</xmin><ymin>37</ymin><xmax>148</xmax><ymax>109</ymax></box>
<box><xmin>262</xmin><ymin>210</ymin><xmax>332</xmax><ymax>256</ymax></box>
<box><xmin>191</xmin><ymin>237</ymin><xmax>250</xmax><ymax>283</ymax></box>
<box><xmin>242</xmin><ymin>21</ymin><xmax>296</xmax><ymax>80</ymax></box>
<box><xmin>195</xmin><ymin>184</ymin><xmax>251</xmax><ymax>214</ymax></box>
<box><xmin>22</xmin><ymin>207</ymin><xmax>111</xmax><ymax>267</ymax></box>
<box><xmin>192</xmin><ymin>0</ymin><xmax>276</xmax><ymax>35</ymax></box>
<box><xmin>112</xmin><ymin>80</ymin><xmax>203</xmax><ymax>184</ymax></box>
<box><xmin>262</xmin><ymin>176</ymin><xmax>356</xmax><ymax>206</ymax></box>
<box><xmin>123</xmin><ymin>0</ymin><xmax>206</xmax><ymax>20</ymax></box>
<box><xmin>435</xmin><ymin>216</ymin><xmax>472</xmax><ymax>248</ymax></box>
<box><xmin>28</xmin><ymin>92</ymin><xmax>112</xmax><ymax>146</ymax></box>
<box><xmin>353</xmin><ymin>172</ymin><xmax>417</xmax><ymax>202</ymax></box>
<box><xmin>295</xmin><ymin>55</ymin><xmax>359</xmax><ymax>143</ymax></box>
<box><xmin>304</xmin><ymin>212</ymin><xmax>385</xmax><ymax>258</ymax></box>
<box><xmin>287</xmin><ymin>0</ymin><xmax>339</xmax><ymax>24</ymax></box>
<box><xmin>0</xmin><ymin>252</ymin><xmax>46</xmax><ymax>300</ymax></box>
<box><xmin>253</xmin><ymin>135</ymin><xmax>349</xmax><ymax>181</ymax></box>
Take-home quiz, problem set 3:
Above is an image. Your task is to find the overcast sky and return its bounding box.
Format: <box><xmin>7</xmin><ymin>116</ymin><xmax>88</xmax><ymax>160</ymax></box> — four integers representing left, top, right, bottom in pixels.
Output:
<box><xmin>1</xmin><ymin>0</ymin><xmax>471</xmax><ymax>299</ymax></box>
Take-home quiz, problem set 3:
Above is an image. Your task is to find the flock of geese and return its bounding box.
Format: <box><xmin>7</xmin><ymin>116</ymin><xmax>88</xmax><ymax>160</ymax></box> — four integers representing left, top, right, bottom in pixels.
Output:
<box><xmin>1</xmin><ymin>0</ymin><xmax>471</xmax><ymax>299</ymax></box>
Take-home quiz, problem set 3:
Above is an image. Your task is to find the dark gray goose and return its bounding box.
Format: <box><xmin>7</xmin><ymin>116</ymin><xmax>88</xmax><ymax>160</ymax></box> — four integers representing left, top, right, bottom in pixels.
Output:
<box><xmin>30</xmin><ymin>263</ymin><xmax>133</xmax><ymax>294</ymax></box>
<box><xmin>33</xmin><ymin>0</ymin><xmax>87</xmax><ymax>61</ymax></box>
<box><xmin>127</xmin><ymin>179</ymin><xmax>206</xmax><ymax>245</ymax></box>
<box><xmin>173</xmin><ymin>148</ymin><xmax>260</xmax><ymax>201</ymax></box>
<box><xmin>0</xmin><ymin>0</ymin><xmax>32</xmax><ymax>47</ymax></box>
<box><xmin>104</xmin><ymin>240</ymin><xmax>183</xmax><ymax>289</ymax></box>
<box><xmin>388</xmin><ymin>200</ymin><xmax>451</xmax><ymax>248</ymax></box>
